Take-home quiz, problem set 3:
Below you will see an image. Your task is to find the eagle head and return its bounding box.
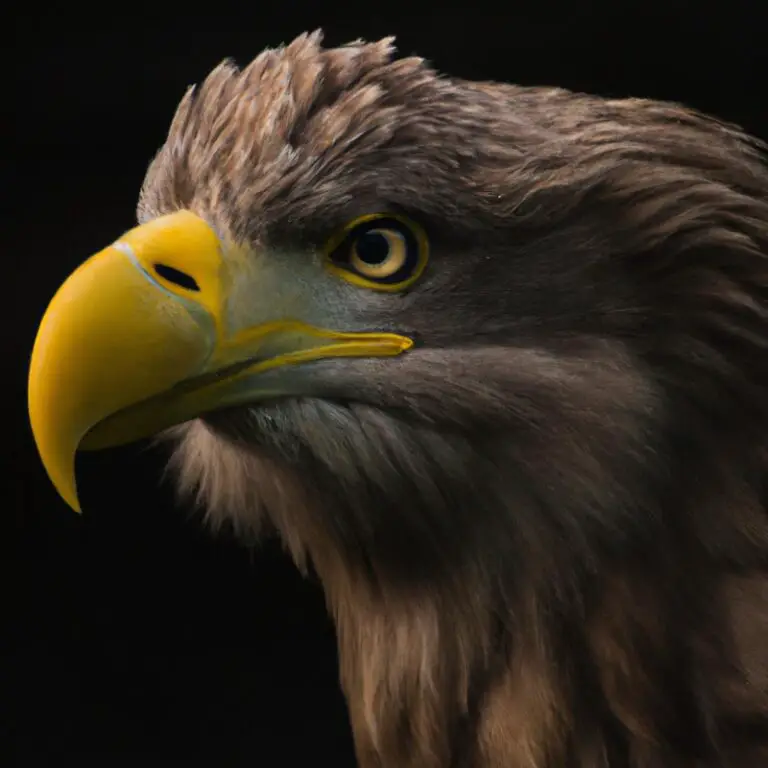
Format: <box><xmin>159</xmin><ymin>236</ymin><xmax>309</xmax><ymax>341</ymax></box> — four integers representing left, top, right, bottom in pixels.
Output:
<box><xmin>28</xmin><ymin>31</ymin><xmax>768</xmax><ymax>767</ymax></box>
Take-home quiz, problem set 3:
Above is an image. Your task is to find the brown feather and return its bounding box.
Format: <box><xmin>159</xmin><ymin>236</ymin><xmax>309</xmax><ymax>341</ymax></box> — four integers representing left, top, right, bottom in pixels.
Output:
<box><xmin>146</xmin><ymin>32</ymin><xmax>768</xmax><ymax>767</ymax></box>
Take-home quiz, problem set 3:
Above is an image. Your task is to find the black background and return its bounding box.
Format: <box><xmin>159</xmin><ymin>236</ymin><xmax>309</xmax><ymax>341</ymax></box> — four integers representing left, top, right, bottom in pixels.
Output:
<box><xmin>5</xmin><ymin>2</ymin><xmax>767</xmax><ymax>765</ymax></box>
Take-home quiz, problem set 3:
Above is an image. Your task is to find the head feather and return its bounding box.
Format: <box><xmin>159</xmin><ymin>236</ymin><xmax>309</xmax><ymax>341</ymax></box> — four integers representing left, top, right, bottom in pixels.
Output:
<box><xmin>142</xmin><ymin>32</ymin><xmax>768</xmax><ymax>766</ymax></box>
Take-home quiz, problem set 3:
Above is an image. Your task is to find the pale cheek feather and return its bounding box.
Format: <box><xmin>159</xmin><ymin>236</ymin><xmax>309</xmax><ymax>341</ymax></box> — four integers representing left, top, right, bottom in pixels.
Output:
<box><xmin>163</xmin><ymin>420</ymin><xmax>313</xmax><ymax>569</ymax></box>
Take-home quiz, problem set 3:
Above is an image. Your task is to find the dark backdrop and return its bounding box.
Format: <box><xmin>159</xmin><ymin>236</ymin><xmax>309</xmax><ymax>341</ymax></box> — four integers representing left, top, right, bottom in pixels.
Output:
<box><xmin>5</xmin><ymin>2</ymin><xmax>766</xmax><ymax>766</ymax></box>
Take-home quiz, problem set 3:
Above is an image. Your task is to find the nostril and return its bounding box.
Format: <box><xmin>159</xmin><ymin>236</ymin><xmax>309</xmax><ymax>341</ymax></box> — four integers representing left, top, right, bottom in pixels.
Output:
<box><xmin>153</xmin><ymin>263</ymin><xmax>200</xmax><ymax>292</ymax></box>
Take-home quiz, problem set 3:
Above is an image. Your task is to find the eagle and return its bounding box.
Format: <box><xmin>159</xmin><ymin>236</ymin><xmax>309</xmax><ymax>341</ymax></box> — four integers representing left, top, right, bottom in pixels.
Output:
<box><xmin>28</xmin><ymin>31</ymin><xmax>768</xmax><ymax>767</ymax></box>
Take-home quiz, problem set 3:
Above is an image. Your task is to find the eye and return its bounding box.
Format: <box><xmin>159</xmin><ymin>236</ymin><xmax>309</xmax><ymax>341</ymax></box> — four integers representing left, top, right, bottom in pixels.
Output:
<box><xmin>325</xmin><ymin>214</ymin><xmax>428</xmax><ymax>291</ymax></box>
<box><xmin>351</xmin><ymin>229</ymin><xmax>407</xmax><ymax>278</ymax></box>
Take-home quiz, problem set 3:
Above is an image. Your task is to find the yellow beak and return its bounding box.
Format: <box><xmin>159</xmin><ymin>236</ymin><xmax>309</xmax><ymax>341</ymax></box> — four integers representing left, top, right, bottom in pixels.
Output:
<box><xmin>28</xmin><ymin>210</ymin><xmax>412</xmax><ymax>513</ymax></box>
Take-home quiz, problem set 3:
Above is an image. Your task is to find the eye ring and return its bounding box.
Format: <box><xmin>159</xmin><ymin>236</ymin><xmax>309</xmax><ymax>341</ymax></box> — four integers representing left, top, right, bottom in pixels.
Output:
<box><xmin>324</xmin><ymin>214</ymin><xmax>428</xmax><ymax>292</ymax></box>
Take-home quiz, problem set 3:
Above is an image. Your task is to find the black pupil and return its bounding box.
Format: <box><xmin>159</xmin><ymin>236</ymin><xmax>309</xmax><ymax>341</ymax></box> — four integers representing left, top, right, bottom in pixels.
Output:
<box><xmin>355</xmin><ymin>231</ymin><xmax>391</xmax><ymax>265</ymax></box>
<box><xmin>153</xmin><ymin>263</ymin><xmax>200</xmax><ymax>291</ymax></box>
